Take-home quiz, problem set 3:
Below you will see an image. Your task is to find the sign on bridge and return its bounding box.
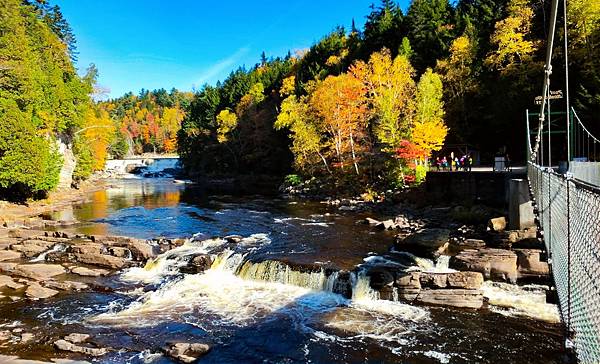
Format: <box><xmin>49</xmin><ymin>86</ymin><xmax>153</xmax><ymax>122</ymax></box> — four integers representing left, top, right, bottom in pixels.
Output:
<box><xmin>534</xmin><ymin>90</ymin><xmax>563</xmax><ymax>105</ymax></box>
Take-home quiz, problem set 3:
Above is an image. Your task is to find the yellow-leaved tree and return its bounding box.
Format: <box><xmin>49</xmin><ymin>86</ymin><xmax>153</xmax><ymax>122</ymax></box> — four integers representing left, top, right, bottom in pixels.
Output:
<box><xmin>215</xmin><ymin>109</ymin><xmax>238</xmax><ymax>143</ymax></box>
<box><xmin>485</xmin><ymin>0</ymin><xmax>539</xmax><ymax>75</ymax></box>
<box><xmin>350</xmin><ymin>48</ymin><xmax>416</xmax><ymax>152</ymax></box>
<box><xmin>412</xmin><ymin>69</ymin><xmax>448</xmax><ymax>162</ymax></box>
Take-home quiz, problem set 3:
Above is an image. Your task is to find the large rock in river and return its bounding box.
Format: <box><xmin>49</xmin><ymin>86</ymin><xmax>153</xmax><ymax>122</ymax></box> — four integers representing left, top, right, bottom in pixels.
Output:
<box><xmin>450</xmin><ymin>248</ymin><xmax>518</xmax><ymax>283</ymax></box>
<box><xmin>416</xmin><ymin>289</ymin><xmax>484</xmax><ymax>309</ymax></box>
<box><xmin>13</xmin><ymin>264</ymin><xmax>66</xmax><ymax>281</ymax></box>
<box><xmin>396</xmin><ymin>228</ymin><xmax>450</xmax><ymax>257</ymax></box>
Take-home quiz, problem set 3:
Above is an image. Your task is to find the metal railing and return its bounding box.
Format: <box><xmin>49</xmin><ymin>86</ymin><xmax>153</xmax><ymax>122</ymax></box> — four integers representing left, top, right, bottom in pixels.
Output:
<box><xmin>528</xmin><ymin>163</ymin><xmax>600</xmax><ymax>362</ymax></box>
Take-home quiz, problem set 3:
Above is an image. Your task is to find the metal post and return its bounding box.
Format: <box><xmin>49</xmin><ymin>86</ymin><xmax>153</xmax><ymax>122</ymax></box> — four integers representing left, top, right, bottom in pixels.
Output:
<box><xmin>570</xmin><ymin>108</ymin><xmax>575</xmax><ymax>160</ymax></box>
<box><xmin>526</xmin><ymin>109</ymin><xmax>531</xmax><ymax>160</ymax></box>
<box><xmin>566</xmin><ymin>175</ymin><xmax>571</xmax><ymax>332</ymax></box>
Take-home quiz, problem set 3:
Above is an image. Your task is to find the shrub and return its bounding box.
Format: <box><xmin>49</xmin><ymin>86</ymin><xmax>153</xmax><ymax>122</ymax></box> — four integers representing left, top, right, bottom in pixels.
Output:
<box><xmin>284</xmin><ymin>174</ymin><xmax>302</xmax><ymax>186</ymax></box>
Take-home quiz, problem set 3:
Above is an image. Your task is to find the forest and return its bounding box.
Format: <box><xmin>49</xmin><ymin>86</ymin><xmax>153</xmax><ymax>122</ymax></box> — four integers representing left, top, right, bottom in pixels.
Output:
<box><xmin>1</xmin><ymin>0</ymin><xmax>599</xmax><ymax>198</ymax></box>
<box><xmin>178</xmin><ymin>0</ymin><xmax>600</xmax><ymax>190</ymax></box>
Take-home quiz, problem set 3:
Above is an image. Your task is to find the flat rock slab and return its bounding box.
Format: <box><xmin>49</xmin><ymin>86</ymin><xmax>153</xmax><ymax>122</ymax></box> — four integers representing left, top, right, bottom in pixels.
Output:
<box><xmin>71</xmin><ymin>266</ymin><xmax>110</xmax><ymax>277</ymax></box>
<box><xmin>54</xmin><ymin>339</ymin><xmax>109</xmax><ymax>356</ymax></box>
<box><xmin>417</xmin><ymin>288</ymin><xmax>484</xmax><ymax>309</ymax></box>
<box><xmin>13</xmin><ymin>264</ymin><xmax>67</xmax><ymax>281</ymax></box>
<box><xmin>0</xmin><ymin>251</ymin><xmax>21</xmax><ymax>262</ymax></box>
<box><xmin>25</xmin><ymin>282</ymin><xmax>59</xmax><ymax>299</ymax></box>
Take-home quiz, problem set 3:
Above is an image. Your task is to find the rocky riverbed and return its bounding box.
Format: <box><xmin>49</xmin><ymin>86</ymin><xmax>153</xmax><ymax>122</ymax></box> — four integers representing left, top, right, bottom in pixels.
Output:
<box><xmin>0</xmin><ymin>178</ymin><xmax>564</xmax><ymax>363</ymax></box>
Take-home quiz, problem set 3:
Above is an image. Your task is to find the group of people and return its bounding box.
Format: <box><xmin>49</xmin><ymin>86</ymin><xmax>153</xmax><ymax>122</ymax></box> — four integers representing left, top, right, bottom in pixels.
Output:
<box><xmin>433</xmin><ymin>153</ymin><xmax>473</xmax><ymax>172</ymax></box>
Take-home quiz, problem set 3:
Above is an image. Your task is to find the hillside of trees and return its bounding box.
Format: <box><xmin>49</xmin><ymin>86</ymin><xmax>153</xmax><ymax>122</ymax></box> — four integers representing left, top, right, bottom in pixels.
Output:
<box><xmin>0</xmin><ymin>0</ymin><xmax>192</xmax><ymax>200</ymax></box>
<box><xmin>1</xmin><ymin>0</ymin><xmax>598</xmax><ymax>199</ymax></box>
<box><xmin>178</xmin><ymin>0</ymin><xmax>599</xmax><ymax>190</ymax></box>
<box><xmin>99</xmin><ymin>88</ymin><xmax>193</xmax><ymax>157</ymax></box>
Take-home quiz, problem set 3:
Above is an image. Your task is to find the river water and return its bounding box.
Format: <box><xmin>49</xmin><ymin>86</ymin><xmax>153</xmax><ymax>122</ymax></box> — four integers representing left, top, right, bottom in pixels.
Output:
<box><xmin>5</xmin><ymin>176</ymin><xmax>564</xmax><ymax>363</ymax></box>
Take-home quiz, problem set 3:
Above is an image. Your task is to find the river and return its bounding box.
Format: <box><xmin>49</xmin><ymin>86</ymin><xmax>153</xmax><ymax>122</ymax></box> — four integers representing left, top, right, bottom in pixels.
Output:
<box><xmin>2</xmin><ymin>172</ymin><xmax>564</xmax><ymax>363</ymax></box>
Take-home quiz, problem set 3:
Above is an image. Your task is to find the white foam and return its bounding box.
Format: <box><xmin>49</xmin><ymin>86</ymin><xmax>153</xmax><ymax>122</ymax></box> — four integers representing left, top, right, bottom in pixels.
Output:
<box><xmin>482</xmin><ymin>281</ymin><xmax>560</xmax><ymax>323</ymax></box>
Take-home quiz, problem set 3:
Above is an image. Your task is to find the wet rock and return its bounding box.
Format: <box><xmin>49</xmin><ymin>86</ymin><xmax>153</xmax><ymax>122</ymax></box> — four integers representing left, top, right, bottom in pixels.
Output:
<box><xmin>395</xmin><ymin>271</ymin><xmax>421</xmax><ymax>301</ymax></box>
<box><xmin>446</xmin><ymin>272</ymin><xmax>484</xmax><ymax>289</ymax></box>
<box><xmin>73</xmin><ymin>252</ymin><xmax>129</xmax><ymax>269</ymax></box>
<box><xmin>164</xmin><ymin>342</ymin><xmax>210</xmax><ymax>363</ymax></box>
<box><xmin>25</xmin><ymin>282</ymin><xmax>59</xmax><ymax>299</ymax></box>
<box><xmin>0</xmin><ymin>262</ymin><xmax>17</xmax><ymax>275</ymax></box>
<box><xmin>54</xmin><ymin>339</ymin><xmax>109</xmax><ymax>356</ymax></box>
<box><xmin>180</xmin><ymin>254</ymin><xmax>213</xmax><ymax>274</ymax></box>
<box><xmin>71</xmin><ymin>243</ymin><xmax>105</xmax><ymax>256</ymax></box>
<box><xmin>64</xmin><ymin>333</ymin><xmax>90</xmax><ymax>343</ymax></box>
<box><xmin>450</xmin><ymin>248</ymin><xmax>518</xmax><ymax>283</ymax></box>
<box><xmin>459</xmin><ymin>239</ymin><xmax>486</xmax><ymax>249</ymax></box>
<box><xmin>0</xmin><ymin>331</ymin><xmax>11</xmax><ymax>341</ymax></box>
<box><xmin>417</xmin><ymin>289</ymin><xmax>483</xmax><ymax>309</ymax></box>
<box><xmin>488</xmin><ymin>217</ymin><xmax>507</xmax><ymax>232</ymax></box>
<box><xmin>43</xmin><ymin>280</ymin><xmax>89</xmax><ymax>291</ymax></box>
<box><xmin>107</xmin><ymin>247</ymin><xmax>131</xmax><ymax>258</ymax></box>
<box><xmin>332</xmin><ymin>271</ymin><xmax>353</xmax><ymax>298</ymax></box>
<box><xmin>396</xmin><ymin>228</ymin><xmax>451</xmax><ymax>258</ymax></box>
<box><xmin>363</xmin><ymin>217</ymin><xmax>381</xmax><ymax>226</ymax></box>
<box><xmin>0</xmin><ymin>275</ymin><xmax>23</xmax><ymax>290</ymax></box>
<box><xmin>376</xmin><ymin>219</ymin><xmax>396</xmax><ymax>230</ymax></box>
<box><xmin>515</xmin><ymin>249</ymin><xmax>549</xmax><ymax>279</ymax></box>
<box><xmin>10</xmin><ymin>243</ymin><xmax>48</xmax><ymax>258</ymax></box>
<box><xmin>71</xmin><ymin>266</ymin><xmax>110</xmax><ymax>277</ymax></box>
<box><xmin>19</xmin><ymin>333</ymin><xmax>34</xmax><ymax>343</ymax></box>
<box><xmin>0</xmin><ymin>251</ymin><xmax>21</xmax><ymax>262</ymax></box>
<box><xmin>420</xmin><ymin>273</ymin><xmax>448</xmax><ymax>288</ymax></box>
<box><xmin>13</xmin><ymin>264</ymin><xmax>66</xmax><ymax>281</ymax></box>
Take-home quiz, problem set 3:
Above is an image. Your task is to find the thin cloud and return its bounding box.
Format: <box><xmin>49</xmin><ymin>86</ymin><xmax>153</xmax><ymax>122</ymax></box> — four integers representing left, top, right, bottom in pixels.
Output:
<box><xmin>194</xmin><ymin>47</ymin><xmax>250</xmax><ymax>87</ymax></box>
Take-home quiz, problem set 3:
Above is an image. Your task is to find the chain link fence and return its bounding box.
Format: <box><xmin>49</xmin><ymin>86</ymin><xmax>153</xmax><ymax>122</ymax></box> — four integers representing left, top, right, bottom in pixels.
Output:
<box><xmin>528</xmin><ymin>163</ymin><xmax>600</xmax><ymax>363</ymax></box>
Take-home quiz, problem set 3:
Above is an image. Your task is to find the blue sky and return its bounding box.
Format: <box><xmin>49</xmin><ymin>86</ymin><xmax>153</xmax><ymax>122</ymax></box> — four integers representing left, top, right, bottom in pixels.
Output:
<box><xmin>56</xmin><ymin>1</ymin><xmax>409</xmax><ymax>98</ymax></box>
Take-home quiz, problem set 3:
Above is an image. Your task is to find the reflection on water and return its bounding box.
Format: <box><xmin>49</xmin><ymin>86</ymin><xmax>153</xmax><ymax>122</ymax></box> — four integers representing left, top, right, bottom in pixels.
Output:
<box><xmin>57</xmin><ymin>179</ymin><xmax>396</xmax><ymax>270</ymax></box>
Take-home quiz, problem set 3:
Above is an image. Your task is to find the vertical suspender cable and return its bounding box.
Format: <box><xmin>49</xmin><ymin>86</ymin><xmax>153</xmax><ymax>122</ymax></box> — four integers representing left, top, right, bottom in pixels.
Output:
<box><xmin>564</xmin><ymin>0</ymin><xmax>570</xmax><ymax>162</ymax></box>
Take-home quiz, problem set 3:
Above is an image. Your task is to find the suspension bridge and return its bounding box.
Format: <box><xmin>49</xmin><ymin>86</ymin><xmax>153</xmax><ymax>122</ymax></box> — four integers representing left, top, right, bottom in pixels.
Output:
<box><xmin>526</xmin><ymin>0</ymin><xmax>600</xmax><ymax>362</ymax></box>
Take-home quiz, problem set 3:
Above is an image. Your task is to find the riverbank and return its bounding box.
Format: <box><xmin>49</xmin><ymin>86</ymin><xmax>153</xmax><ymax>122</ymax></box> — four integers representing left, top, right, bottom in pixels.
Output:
<box><xmin>0</xmin><ymin>178</ymin><xmax>108</xmax><ymax>229</ymax></box>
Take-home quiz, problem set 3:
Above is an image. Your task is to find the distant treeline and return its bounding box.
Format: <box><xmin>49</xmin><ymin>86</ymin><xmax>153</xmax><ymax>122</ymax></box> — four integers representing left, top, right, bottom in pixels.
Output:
<box><xmin>178</xmin><ymin>0</ymin><xmax>599</xmax><ymax>189</ymax></box>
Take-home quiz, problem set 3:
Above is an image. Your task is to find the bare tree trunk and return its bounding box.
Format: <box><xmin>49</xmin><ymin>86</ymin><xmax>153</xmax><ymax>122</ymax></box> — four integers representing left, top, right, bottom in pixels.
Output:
<box><xmin>318</xmin><ymin>152</ymin><xmax>332</xmax><ymax>174</ymax></box>
<box><xmin>349</xmin><ymin>132</ymin><xmax>359</xmax><ymax>175</ymax></box>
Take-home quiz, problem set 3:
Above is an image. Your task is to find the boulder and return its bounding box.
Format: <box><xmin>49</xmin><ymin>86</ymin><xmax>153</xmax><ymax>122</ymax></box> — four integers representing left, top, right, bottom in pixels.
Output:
<box><xmin>164</xmin><ymin>342</ymin><xmax>210</xmax><ymax>364</ymax></box>
<box><xmin>488</xmin><ymin>217</ymin><xmax>507</xmax><ymax>231</ymax></box>
<box><xmin>420</xmin><ymin>273</ymin><xmax>448</xmax><ymax>288</ymax></box>
<box><xmin>71</xmin><ymin>266</ymin><xmax>110</xmax><ymax>277</ymax></box>
<box><xmin>515</xmin><ymin>249</ymin><xmax>550</xmax><ymax>278</ymax></box>
<box><xmin>0</xmin><ymin>250</ymin><xmax>21</xmax><ymax>262</ymax></box>
<box><xmin>450</xmin><ymin>248</ymin><xmax>518</xmax><ymax>283</ymax></box>
<box><xmin>396</xmin><ymin>229</ymin><xmax>451</xmax><ymax>257</ymax></box>
<box><xmin>459</xmin><ymin>239</ymin><xmax>486</xmax><ymax>249</ymax></box>
<box><xmin>417</xmin><ymin>289</ymin><xmax>484</xmax><ymax>309</ymax></box>
<box><xmin>25</xmin><ymin>282</ymin><xmax>59</xmax><ymax>299</ymax></box>
<box><xmin>13</xmin><ymin>264</ymin><xmax>66</xmax><ymax>281</ymax></box>
<box><xmin>180</xmin><ymin>254</ymin><xmax>213</xmax><ymax>274</ymax></box>
<box><xmin>54</xmin><ymin>339</ymin><xmax>109</xmax><ymax>356</ymax></box>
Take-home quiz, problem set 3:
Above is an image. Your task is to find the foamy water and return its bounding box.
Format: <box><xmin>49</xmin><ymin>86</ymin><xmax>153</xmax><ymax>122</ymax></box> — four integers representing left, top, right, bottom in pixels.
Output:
<box><xmin>482</xmin><ymin>281</ymin><xmax>560</xmax><ymax>323</ymax></box>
